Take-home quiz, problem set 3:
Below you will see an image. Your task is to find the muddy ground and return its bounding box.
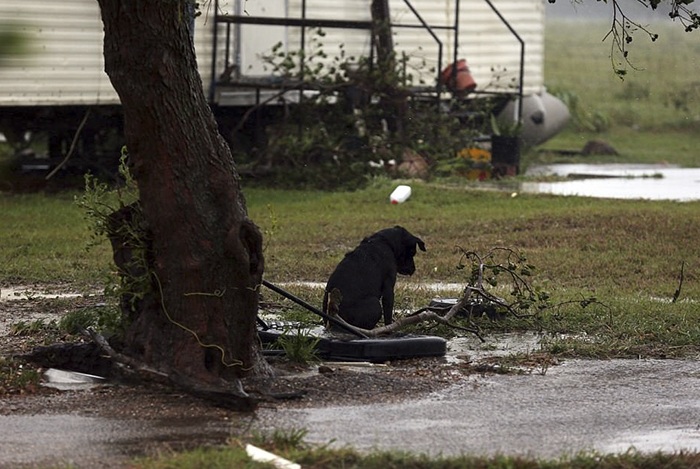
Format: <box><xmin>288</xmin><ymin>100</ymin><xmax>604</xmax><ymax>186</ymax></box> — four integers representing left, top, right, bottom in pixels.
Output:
<box><xmin>4</xmin><ymin>286</ymin><xmax>699</xmax><ymax>468</ymax></box>
<box><xmin>0</xmin><ymin>285</ymin><xmax>480</xmax><ymax>467</ymax></box>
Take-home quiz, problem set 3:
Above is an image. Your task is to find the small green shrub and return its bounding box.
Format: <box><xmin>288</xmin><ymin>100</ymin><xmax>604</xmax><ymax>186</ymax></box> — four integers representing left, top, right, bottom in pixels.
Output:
<box><xmin>249</xmin><ymin>29</ymin><xmax>501</xmax><ymax>188</ymax></box>
<box><xmin>550</xmin><ymin>88</ymin><xmax>610</xmax><ymax>133</ymax></box>
<box><xmin>75</xmin><ymin>152</ymin><xmax>148</xmax><ymax>336</ymax></box>
<box><xmin>9</xmin><ymin>318</ymin><xmax>59</xmax><ymax>336</ymax></box>
<box><xmin>275</xmin><ymin>328</ymin><xmax>320</xmax><ymax>364</ymax></box>
<box><xmin>58</xmin><ymin>305</ymin><xmax>123</xmax><ymax>336</ymax></box>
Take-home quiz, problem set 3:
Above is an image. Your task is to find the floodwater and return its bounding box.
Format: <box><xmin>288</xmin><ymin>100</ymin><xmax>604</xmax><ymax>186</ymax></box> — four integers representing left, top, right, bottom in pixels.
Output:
<box><xmin>2</xmin><ymin>335</ymin><xmax>700</xmax><ymax>466</ymax></box>
<box><xmin>0</xmin><ymin>286</ymin><xmax>90</xmax><ymax>302</ymax></box>
<box><xmin>260</xmin><ymin>358</ymin><xmax>700</xmax><ymax>459</ymax></box>
<box><xmin>0</xmin><ymin>414</ymin><xmax>233</xmax><ymax>468</ymax></box>
<box><xmin>522</xmin><ymin>164</ymin><xmax>700</xmax><ymax>202</ymax></box>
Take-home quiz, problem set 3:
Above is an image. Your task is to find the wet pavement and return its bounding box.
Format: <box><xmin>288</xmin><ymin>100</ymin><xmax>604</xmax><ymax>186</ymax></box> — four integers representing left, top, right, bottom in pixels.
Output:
<box><xmin>2</xmin><ymin>326</ymin><xmax>700</xmax><ymax>466</ymax></box>
<box><xmin>2</xmin><ymin>292</ymin><xmax>700</xmax><ymax>466</ymax></box>
<box><xmin>0</xmin><ymin>413</ymin><xmax>233</xmax><ymax>468</ymax></box>
<box><xmin>522</xmin><ymin>164</ymin><xmax>700</xmax><ymax>202</ymax></box>
<box><xmin>3</xmin><ymin>356</ymin><xmax>699</xmax><ymax>467</ymax></box>
<box><xmin>259</xmin><ymin>358</ymin><xmax>700</xmax><ymax>459</ymax></box>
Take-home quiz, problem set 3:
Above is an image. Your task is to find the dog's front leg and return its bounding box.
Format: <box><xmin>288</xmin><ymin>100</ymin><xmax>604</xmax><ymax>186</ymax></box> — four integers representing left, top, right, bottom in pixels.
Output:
<box><xmin>381</xmin><ymin>284</ymin><xmax>394</xmax><ymax>326</ymax></box>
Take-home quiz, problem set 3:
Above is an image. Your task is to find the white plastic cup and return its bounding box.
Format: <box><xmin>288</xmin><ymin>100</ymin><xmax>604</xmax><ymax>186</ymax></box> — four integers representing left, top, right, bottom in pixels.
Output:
<box><xmin>390</xmin><ymin>185</ymin><xmax>412</xmax><ymax>204</ymax></box>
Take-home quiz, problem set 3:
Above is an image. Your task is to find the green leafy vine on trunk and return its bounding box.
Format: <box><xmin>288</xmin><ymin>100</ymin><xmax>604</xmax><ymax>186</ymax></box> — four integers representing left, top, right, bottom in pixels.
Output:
<box><xmin>75</xmin><ymin>149</ymin><xmax>149</xmax><ymax>333</ymax></box>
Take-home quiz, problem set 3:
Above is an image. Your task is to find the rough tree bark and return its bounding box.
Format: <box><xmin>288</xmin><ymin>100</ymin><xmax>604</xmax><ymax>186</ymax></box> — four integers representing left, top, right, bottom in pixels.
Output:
<box><xmin>97</xmin><ymin>0</ymin><xmax>267</xmax><ymax>406</ymax></box>
<box><xmin>370</xmin><ymin>0</ymin><xmax>408</xmax><ymax>139</ymax></box>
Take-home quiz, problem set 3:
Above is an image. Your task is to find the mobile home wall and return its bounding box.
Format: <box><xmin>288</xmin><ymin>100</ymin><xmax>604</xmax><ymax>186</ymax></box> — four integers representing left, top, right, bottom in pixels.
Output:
<box><xmin>0</xmin><ymin>0</ymin><xmax>545</xmax><ymax>109</ymax></box>
<box><xmin>215</xmin><ymin>0</ymin><xmax>545</xmax><ymax>96</ymax></box>
<box><xmin>0</xmin><ymin>1</ymin><xmax>215</xmax><ymax>107</ymax></box>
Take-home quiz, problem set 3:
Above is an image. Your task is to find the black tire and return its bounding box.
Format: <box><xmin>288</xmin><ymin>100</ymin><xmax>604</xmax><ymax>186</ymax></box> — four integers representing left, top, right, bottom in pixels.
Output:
<box><xmin>258</xmin><ymin>329</ymin><xmax>446</xmax><ymax>362</ymax></box>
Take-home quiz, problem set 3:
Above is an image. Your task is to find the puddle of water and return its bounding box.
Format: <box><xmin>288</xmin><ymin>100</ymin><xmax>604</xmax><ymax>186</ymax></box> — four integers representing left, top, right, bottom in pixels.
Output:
<box><xmin>0</xmin><ymin>286</ymin><xmax>92</xmax><ymax>302</ymax></box>
<box><xmin>263</xmin><ymin>359</ymin><xmax>700</xmax><ymax>459</ymax></box>
<box><xmin>448</xmin><ymin>332</ymin><xmax>543</xmax><ymax>361</ymax></box>
<box><xmin>602</xmin><ymin>427</ymin><xmax>700</xmax><ymax>454</ymax></box>
<box><xmin>0</xmin><ymin>286</ymin><xmax>102</xmax><ymax>337</ymax></box>
<box><xmin>526</xmin><ymin>163</ymin><xmax>678</xmax><ymax>178</ymax></box>
<box><xmin>522</xmin><ymin>164</ymin><xmax>700</xmax><ymax>202</ymax></box>
<box><xmin>0</xmin><ymin>414</ymin><xmax>234</xmax><ymax>468</ymax></box>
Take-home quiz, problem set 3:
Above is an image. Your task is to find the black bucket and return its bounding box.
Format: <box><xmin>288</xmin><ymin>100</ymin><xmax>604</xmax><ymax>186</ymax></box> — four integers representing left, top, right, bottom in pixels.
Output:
<box><xmin>491</xmin><ymin>135</ymin><xmax>521</xmax><ymax>177</ymax></box>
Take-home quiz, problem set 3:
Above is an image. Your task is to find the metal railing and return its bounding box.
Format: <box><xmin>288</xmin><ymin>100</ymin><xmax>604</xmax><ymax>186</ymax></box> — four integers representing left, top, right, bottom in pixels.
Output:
<box><xmin>208</xmin><ymin>0</ymin><xmax>458</xmax><ymax>104</ymax></box>
<box><xmin>208</xmin><ymin>0</ymin><xmax>525</xmax><ymax>125</ymax></box>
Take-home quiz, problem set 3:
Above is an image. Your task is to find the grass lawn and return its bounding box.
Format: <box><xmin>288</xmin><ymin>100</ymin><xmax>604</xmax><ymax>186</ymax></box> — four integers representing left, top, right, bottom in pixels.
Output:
<box><xmin>2</xmin><ymin>178</ymin><xmax>699</xmax><ymax>361</ymax></box>
<box><xmin>534</xmin><ymin>20</ymin><xmax>700</xmax><ymax>168</ymax></box>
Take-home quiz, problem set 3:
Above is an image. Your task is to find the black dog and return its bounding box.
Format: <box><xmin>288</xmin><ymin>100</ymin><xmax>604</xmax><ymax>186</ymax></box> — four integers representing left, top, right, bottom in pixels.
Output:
<box><xmin>323</xmin><ymin>226</ymin><xmax>426</xmax><ymax>330</ymax></box>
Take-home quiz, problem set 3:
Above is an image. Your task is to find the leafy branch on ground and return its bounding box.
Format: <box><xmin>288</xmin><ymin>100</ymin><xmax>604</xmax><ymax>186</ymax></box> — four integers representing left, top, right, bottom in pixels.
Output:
<box><xmin>329</xmin><ymin>247</ymin><xmax>605</xmax><ymax>342</ymax></box>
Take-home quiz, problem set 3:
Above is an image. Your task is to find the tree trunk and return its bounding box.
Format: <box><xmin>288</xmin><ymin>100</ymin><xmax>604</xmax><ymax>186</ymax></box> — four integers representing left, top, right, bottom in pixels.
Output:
<box><xmin>97</xmin><ymin>0</ymin><xmax>267</xmax><ymax>393</ymax></box>
<box><xmin>370</xmin><ymin>0</ymin><xmax>407</xmax><ymax>139</ymax></box>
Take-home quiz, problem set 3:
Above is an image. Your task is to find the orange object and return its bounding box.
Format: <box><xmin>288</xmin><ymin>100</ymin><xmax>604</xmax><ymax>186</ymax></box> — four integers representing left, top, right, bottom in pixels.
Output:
<box><xmin>440</xmin><ymin>59</ymin><xmax>477</xmax><ymax>94</ymax></box>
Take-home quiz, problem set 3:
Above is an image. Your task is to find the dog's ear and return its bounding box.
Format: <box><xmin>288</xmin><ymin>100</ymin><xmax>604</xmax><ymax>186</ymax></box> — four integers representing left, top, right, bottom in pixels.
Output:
<box><xmin>416</xmin><ymin>237</ymin><xmax>426</xmax><ymax>252</ymax></box>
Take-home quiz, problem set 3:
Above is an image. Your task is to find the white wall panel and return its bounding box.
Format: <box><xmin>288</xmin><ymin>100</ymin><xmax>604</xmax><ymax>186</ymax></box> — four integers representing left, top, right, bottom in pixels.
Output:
<box><xmin>0</xmin><ymin>0</ymin><xmax>544</xmax><ymax>108</ymax></box>
<box><xmin>0</xmin><ymin>0</ymin><xmax>215</xmax><ymax>106</ymax></box>
<box><xmin>283</xmin><ymin>0</ymin><xmax>544</xmax><ymax>94</ymax></box>
<box><xmin>0</xmin><ymin>1</ymin><xmax>117</xmax><ymax>105</ymax></box>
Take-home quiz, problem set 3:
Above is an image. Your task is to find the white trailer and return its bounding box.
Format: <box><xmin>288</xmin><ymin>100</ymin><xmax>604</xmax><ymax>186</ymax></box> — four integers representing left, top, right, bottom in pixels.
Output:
<box><xmin>0</xmin><ymin>0</ymin><xmax>567</xmax><ymax>172</ymax></box>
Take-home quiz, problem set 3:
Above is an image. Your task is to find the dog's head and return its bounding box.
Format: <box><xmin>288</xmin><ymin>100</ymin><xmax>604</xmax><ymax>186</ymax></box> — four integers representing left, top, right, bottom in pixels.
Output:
<box><xmin>373</xmin><ymin>225</ymin><xmax>426</xmax><ymax>276</ymax></box>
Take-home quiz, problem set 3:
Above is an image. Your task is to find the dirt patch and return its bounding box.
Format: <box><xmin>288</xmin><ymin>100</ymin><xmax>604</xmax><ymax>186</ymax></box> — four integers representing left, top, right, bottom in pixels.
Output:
<box><xmin>0</xmin><ymin>287</ymin><xmax>467</xmax><ymax>406</ymax></box>
<box><xmin>0</xmin><ymin>286</ymin><xmax>477</xmax><ymax>467</ymax></box>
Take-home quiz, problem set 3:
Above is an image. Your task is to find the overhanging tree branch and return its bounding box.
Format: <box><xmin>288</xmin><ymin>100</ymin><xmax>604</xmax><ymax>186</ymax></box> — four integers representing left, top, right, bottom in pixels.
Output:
<box><xmin>549</xmin><ymin>0</ymin><xmax>699</xmax><ymax>77</ymax></box>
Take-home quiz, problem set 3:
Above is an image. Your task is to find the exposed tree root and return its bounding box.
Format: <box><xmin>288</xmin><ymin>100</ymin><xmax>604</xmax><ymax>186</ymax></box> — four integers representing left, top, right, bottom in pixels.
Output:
<box><xmin>86</xmin><ymin>328</ymin><xmax>259</xmax><ymax>412</ymax></box>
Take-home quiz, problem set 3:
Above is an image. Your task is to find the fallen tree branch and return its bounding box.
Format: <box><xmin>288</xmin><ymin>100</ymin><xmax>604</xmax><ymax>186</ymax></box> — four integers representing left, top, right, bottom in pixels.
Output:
<box><xmin>45</xmin><ymin>109</ymin><xmax>91</xmax><ymax>180</ymax></box>
<box><xmin>333</xmin><ymin>291</ymin><xmax>485</xmax><ymax>341</ymax></box>
<box><xmin>346</xmin><ymin>247</ymin><xmax>554</xmax><ymax>338</ymax></box>
<box><xmin>85</xmin><ymin>327</ymin><xmax>168</xmax><ymax>380</ymax></box>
